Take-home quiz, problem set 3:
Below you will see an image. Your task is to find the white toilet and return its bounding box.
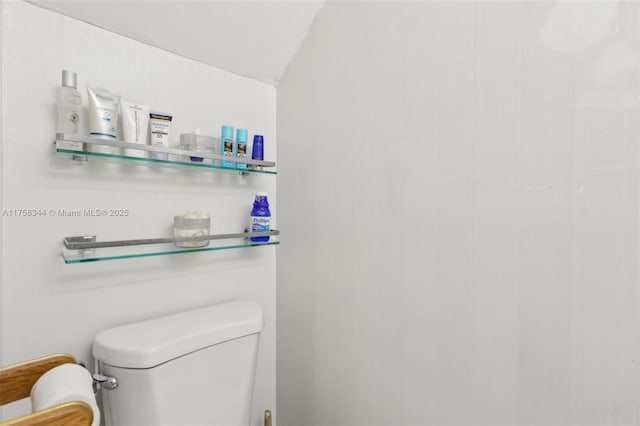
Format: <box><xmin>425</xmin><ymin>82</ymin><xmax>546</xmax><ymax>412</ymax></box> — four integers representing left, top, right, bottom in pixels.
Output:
<box><xmin>92</xmin><ymin>300</ymin><xmax>263</xmax><ymax>426</ymax></box>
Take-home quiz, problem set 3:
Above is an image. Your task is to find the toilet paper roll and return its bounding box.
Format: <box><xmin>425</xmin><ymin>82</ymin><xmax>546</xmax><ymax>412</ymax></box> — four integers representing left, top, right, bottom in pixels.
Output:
<box><xmin>30</xmin><ymin>363</ymin><xmax>100</xmax><ymax>426</ymax></box>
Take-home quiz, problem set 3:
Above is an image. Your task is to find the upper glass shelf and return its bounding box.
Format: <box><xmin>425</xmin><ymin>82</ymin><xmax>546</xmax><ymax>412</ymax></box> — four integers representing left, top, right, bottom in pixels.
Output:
<box><xmin>55</xmin><ymin>133</ymin><xmax>277</xmax><ymax>175</ymax></box>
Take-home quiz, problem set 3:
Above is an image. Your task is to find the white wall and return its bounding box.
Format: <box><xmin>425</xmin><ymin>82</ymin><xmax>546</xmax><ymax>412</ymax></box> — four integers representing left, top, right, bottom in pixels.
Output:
<box><xmin>1</xmin><ymin>1</ymin><xmax>277</xmax><ymax>424</ymax></box>
<box><xmin>277</xmin><ymin>1</ymin><xmax>639</xmax><ymax>425</ymax></box>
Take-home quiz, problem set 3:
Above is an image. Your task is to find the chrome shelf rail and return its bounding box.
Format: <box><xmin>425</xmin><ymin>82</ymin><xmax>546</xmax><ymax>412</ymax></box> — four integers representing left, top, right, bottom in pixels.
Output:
<box><xmin>64</xmin><ymin>230</ymin><xmax>280</xmax><ymax>250</ymax></box>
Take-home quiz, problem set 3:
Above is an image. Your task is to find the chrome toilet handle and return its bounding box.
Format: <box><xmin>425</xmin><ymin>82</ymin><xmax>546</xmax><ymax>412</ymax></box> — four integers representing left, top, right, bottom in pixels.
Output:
<box><xmin>93</xmin><ymin>373</ymin><xmax>118</xmax><ymax>391</ymax></box>
<box><xmin>77</xmin><ymin>360</ymin><xmax>119</xmax><ymax>392</ymax></box>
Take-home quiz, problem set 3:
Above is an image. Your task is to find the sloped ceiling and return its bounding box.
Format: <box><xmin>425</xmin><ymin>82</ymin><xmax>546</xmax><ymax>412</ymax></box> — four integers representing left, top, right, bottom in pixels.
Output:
<box><xmin>28</xmin><ymin>0</ymin><xmax>325</xmax><ymax>86</ymax></box>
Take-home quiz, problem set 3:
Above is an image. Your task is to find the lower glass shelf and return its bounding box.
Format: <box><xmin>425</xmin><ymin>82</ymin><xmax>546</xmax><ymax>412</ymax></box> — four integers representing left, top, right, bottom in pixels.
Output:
<box><xmin>61</xmin><ymin>231</ymin><xmax>279</xmax><ymax>264</ymax></box>
<box><xmin>62</xmin><ymin>240</ymin><xmax>279</xmax><ymax>264</ymax></box>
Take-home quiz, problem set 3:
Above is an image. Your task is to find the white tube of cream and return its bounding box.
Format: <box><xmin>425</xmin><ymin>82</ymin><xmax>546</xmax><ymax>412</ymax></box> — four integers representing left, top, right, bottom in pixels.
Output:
<box><xmin>87</xmin><ymin>87</ymin><xmax>120</xmax><ymax>154</ymax></box>
<box><xmin>149</xmin><ymin>111</ymin><xmax>173</xmax><ymax>160</ymax></box>
<box><xmin>121</xmin><ymin>100</ymin><xmax>150</xmax><ymax>158</ymax></box>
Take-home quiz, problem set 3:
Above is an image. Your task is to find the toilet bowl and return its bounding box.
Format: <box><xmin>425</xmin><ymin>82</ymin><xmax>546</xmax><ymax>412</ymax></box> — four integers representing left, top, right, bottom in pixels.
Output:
<box><xmin>92</xmin><ymin>300</ymin><xmax>263</xmax><ymax>426</ymax></box>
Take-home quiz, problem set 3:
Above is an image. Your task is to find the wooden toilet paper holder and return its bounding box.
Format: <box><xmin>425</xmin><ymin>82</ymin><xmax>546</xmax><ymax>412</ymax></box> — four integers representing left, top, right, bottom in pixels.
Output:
<box><xmin>0</xmin><ymin>353</ymin><xmax>93</xmax><ymax>426</ymax></box>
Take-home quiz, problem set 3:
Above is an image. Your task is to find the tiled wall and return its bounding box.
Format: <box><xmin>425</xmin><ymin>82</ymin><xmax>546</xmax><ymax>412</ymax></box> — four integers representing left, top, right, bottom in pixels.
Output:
<box><xmin>277</xmin><ymin>2</ymin><xmax>639</xmax><ymax>425</ymax></box>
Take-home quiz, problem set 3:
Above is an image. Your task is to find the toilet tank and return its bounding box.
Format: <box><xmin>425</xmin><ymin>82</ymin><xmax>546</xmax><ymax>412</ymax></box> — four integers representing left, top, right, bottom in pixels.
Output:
<box><xmin>93</xmin><ymin>300</ymin><xmax>263</xmax><ymax>426</ymax></box>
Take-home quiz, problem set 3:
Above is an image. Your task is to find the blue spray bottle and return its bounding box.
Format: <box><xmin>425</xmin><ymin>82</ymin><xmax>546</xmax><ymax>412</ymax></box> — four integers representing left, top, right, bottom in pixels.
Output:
<box><xmin>220</xmin><ymin>125</ymin><xmax>235</xmax><ymax>168</ymax></box>
<box><xmin>236</xmin><ymin>128</ymin><xmax>248</xmax><ymax>170</ymax></box>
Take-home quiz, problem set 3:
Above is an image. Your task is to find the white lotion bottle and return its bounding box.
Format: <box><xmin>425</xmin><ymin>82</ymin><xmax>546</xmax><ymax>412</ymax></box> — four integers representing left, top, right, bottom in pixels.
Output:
<box><xmin>149</xmin><ymin>111</ymin><xmax>173</xmax><ymax>160</ymax></box>
<box><xmin>56</xmin><ymin>70</ymin><xmax>85</xmax><ymax>160</ymax></box>
<box><xmin>57</xmin><ymin>70</ymin><xmax>82</xmax><ymax>135</ymax></box>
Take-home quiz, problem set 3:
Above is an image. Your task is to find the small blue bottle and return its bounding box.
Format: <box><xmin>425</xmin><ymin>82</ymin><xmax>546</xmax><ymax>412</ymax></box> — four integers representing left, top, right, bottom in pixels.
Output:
<box><xmin>250</xmin><ymin>192</ymin><xmax>271</xmax><ymax>242</ymax></box>
<box><xmin>220</xmin><ymin>125</ymin><xmax>235</xmax><ymax>168</ymax></box>
<box><xmin>251</xmin><ymin>135</ymin><xmax>264</xmax><ymax>170</ymax></box>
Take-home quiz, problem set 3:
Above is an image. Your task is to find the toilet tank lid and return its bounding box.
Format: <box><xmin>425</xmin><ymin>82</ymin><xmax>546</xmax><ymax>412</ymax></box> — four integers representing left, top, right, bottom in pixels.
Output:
<box><xmin>92</xmin><ymin>300</ymin><xmax>264</xmax><ymax>369</ymax></box>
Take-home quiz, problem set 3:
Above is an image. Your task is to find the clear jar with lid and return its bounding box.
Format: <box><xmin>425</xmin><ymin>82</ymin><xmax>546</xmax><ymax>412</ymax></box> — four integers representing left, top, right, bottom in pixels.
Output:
<box><xmin>174</xmin><ymin>213</ymin><xmax>210</xmax><ymax>247</ymax></box>
<box><xmin>179</xmin><ymin>130</ymin><xmax>216</xmax><ymax>163</ymax></box>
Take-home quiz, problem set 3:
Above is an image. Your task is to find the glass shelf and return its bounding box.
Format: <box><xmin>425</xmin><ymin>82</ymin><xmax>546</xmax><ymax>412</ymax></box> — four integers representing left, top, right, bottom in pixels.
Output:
<box><xmin>62</xmin><ymin>230</ymin><xmax>279</xmax><ymax>264</ymax></box>
<box><xmin>55</xmin><ymin>134</ymin><xmax>276</xmax><ymax>175</ymax></box>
